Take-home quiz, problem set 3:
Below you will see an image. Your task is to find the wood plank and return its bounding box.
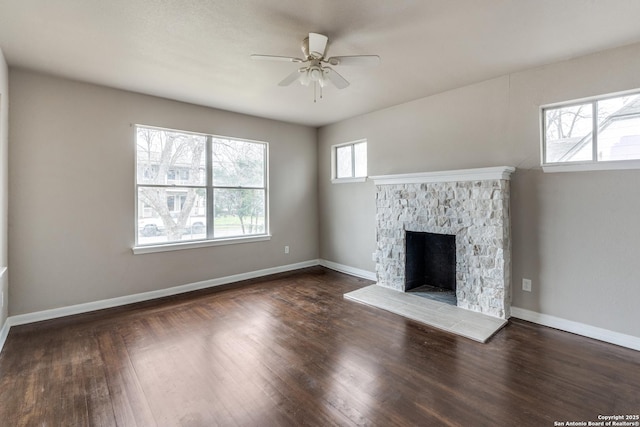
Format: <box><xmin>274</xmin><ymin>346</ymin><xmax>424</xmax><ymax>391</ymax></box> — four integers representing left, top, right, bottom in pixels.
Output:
<box><xmin>96</xmin><ymin>328</ymin><xmax>157</xmax><ymax>426</ymax></box>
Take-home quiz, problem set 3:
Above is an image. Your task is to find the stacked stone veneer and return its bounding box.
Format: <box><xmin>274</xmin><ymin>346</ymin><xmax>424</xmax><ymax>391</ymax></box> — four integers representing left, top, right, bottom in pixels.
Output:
<box><xmin>375</xmin><ymin>179</ymin><xmax>511</xmax><ymax>318</ymax></box>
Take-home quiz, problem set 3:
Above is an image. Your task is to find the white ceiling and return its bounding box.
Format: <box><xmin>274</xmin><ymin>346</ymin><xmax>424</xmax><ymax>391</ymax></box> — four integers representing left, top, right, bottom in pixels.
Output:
<box><xmin>2</xmin><ymin>0</ymin><xmax>640</xmax><ymax>127</ymax></box>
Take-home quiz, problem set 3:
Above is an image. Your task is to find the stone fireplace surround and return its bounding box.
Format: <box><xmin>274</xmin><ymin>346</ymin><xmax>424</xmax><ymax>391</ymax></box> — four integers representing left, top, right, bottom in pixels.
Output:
<box><xmin>371</xmin><ymin>166</ymin><xmax>515</xmax><ymax>319</ymax></box>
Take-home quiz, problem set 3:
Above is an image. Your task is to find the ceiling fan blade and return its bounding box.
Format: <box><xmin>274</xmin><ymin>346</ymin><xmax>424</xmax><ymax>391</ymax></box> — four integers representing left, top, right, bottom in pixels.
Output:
<box><xmin>278</xmin><ymin>69</ymin><xmax>303</xmax><ymax>86</ymax></box>
<box><xmin>251</xmin><ymin>54</ymin><xmax>304</xmax><ymax>63</ymax></box>
<box><xmin>326</xmin><ymin>55</ymin><xmax>380</xmax><ymax>66</ymax></box>
<box><xmin>324</xmin><ymin>68</ymin><xmax>350</xmax><ymax>89</ymax></box>
<box><xmin>308</xmin><ymin>33</ymin><xmax>328</xmax><ymax>58</ymax></box>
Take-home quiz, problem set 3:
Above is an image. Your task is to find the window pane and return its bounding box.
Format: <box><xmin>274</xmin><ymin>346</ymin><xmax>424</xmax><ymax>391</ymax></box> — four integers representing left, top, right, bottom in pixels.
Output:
<box><xmin>136</xmin><ymin>127</ymin><xmax>206</xmax><ymax>186</ymax></box>
<box><xmin>135</xmin><ymin>125</ymin><xmax>269</xmax><ymax>247</ymax></box>
<box><xmin>354</xmin><ymin>142</ymin><xmax>367</xmax><ymax>177</ymax></box>
<box><xmin>137</xmin><ymin>187</ymin><xmax>207</xmax><ymax>245</ymax></box>
<box><xmin>336</xmin><ymin>145</ymin><xmax>353</xmax><ymax>178</ymax></box>
<box><xmin>597</xmin><ymin>95</ymin><xmax>640</xmax><ymax>161</ymax></box>
<box><xmin>544</xmin><ymin>103</ymin><xmax>593</xmax><ymax>163</ymax></box>
<box><xmin>212</xmin><ymin>139</ymin><xmax>265</xmax><ymax>187</ymax></box>
<box><xmin>213</xmin><ymin>189</ymin><xmax>265</xmax><ymax>238</ymax></box>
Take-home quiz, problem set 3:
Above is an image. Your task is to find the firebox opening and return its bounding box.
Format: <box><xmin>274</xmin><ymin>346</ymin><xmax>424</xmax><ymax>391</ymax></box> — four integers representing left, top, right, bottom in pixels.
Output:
<box><xmin>405</xmin><ymin>231</ymin><xmax>456</xmax><ymax>305</ymax></box>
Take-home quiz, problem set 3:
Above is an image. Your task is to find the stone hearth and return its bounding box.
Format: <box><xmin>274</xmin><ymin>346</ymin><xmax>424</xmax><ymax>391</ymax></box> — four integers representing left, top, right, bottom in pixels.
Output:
<box><xmin>371</xmin><ymin>167</ymin><xmax>515</xmax><ymax>319</ymax></box>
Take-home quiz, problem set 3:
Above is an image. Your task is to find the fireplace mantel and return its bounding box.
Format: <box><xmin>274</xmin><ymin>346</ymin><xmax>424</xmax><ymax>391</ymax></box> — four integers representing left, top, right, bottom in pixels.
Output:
<box><xmin>369</xmin><ymin>166</ymin><xmax>515</xmax><ymax>185</ymax></box>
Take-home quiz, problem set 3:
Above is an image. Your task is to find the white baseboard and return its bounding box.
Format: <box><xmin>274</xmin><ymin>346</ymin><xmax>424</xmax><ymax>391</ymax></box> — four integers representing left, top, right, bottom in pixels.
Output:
<box><xmin>510</xmin><ymin>306</ymin><xmax>640</xmax><ymax>351</ymax></box>
<box><xmin>3</xmin><ymin>264</ymin><xmax>637</xmax><ymax>354</ymax></box>
<box><xmin>0</xmin><ymin>266</ymin><xmax>7</xmax><ymax>354</ymax></box>
<box><xmin>0</xmin><ymin>259</ymin><xmax>366</xmax><ymax>355</ymax></box>
<box><xmin>0</xmin><ymin>320</ymin><xmax>9</xmax><ymax>355</ymax></box>
<box><xmin>319</xmin><ymin>259</ymin><xmax>377</xmax><ymax>281</ymax></box>
<box><xmin>2</xmin><ymin>259</ymin><xmax>320</xmax><ymax>334</ymax></box>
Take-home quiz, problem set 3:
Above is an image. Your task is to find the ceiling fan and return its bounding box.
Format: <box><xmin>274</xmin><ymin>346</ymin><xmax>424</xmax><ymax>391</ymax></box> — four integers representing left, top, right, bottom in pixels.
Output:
<box><xmin>251</xmin><ymin>32</ymin><xmax>380</xmax><ymax>101</ymax></box>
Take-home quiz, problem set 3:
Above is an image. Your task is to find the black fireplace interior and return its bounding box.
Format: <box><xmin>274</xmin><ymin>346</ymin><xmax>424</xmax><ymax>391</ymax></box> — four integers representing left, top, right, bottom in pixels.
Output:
<box><xmin>405</xmin><ymin>231</ymin><xmax>456</xmax><ymax>292</ymax></box>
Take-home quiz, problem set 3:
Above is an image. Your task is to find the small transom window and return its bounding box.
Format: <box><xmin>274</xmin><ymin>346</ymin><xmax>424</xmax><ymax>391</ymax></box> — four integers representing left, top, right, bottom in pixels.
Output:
<box><xmin>332</xmin><ymin>140</ymin><xmax>367</xmax><ymax>182</ymax></box>
<box><xmin>542</xmin><ymin>90</ymin><xmax>640</xmax><ymax>172</ymax></box>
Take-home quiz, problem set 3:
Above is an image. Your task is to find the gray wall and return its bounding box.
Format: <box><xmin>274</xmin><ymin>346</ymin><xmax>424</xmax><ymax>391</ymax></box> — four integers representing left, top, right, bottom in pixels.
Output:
<box><xmin>318</xmin><ymin>42</ymin><xmax>640</xmax><ymax>338</ymax></box>
<box><xmin>0</xmin><ymin>49</ymin><xmax>8</xmax><ymax>328</ymax></box>
<box><xmin>6</xmin><ymin>42</ymin><xmax>640</xmax><ymax>340</ymax></box>
<box><xmin>8</xmin><ymin>69</ymin><xmax>318</xmax><ymax>316</ymax></box>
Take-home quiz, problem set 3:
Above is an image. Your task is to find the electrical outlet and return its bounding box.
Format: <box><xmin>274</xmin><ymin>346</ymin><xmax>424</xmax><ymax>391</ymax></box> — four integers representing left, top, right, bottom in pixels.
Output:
<box><xmin>371</xmin><ymin>252</ymin><xmax>377</xmax><ymax>262</ymax></box>
<box><xmin>284</xmin><ymin>245</ymin><xmax>289</xmax><ymax>254</ymax></box>
<box><xmin>522</xmin><ymin>278</ymin><xmax>532</xmax><ymax>292</ymax></box>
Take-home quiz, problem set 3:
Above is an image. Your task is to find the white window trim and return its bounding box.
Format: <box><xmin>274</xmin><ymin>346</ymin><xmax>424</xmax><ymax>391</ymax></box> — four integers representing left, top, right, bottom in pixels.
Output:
<box><xmin>132</xmin><ymin>234</ymin><xmax>271</xmax><ymax>255</ymax></box>
<box><xmin>331</xmin><ymin>139</ymin><xmax>368</xmax><ymax>183</ymax></box>
<box><xmin>541</xmin><ymin>88</ymin><xmax>640</xmax><ymax>173</ymax></box>
<box><xmin>331</xmin><ymin>177</ymin><xmax>367</xmax><ymax>184</ymax></box>
<box><xmin>542</xmin><ymin>159</ymin><xmax>640</xmax><ymax>173</ymax></box>
<box><xmin>133</xmin><ymin>125</ymin><xmax>270</xmax><ymax>253</ymax></box>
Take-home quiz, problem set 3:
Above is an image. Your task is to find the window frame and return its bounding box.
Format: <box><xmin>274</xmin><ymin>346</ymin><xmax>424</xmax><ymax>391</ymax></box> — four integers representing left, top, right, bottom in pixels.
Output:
<box><xmin>331</xmin><ymin>139</ymin><xmax>368</xmax><ymax>184</ymax></box>
<box><xmin>541</xmin><ymin>89</ymin><xmax>640</xmax><ymax>173</ymax></box>
<box><xmin>133</xmin><ymin>125</ymin><xmax>270</xmax><ymax>254</ymax></box>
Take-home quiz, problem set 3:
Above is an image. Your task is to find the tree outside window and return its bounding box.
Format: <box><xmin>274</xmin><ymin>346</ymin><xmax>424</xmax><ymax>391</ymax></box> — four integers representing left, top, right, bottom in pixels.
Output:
<box><xmin>135</xmin><ymin>126</ymin><xmax>268</xmax><ymax>246</ymax></box>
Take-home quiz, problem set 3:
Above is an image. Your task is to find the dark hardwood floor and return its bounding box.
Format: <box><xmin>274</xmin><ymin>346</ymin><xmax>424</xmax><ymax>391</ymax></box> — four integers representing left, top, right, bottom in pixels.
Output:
<box><xmin>0</xmin><ymin>267</ymin><xmax>638</xmax><ymax>426</ymax></box>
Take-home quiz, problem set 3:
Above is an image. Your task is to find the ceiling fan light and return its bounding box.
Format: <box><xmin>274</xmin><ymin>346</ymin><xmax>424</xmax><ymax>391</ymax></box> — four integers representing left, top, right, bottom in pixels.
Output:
<box><xmin>319</xmin><ymin>69</ymin><xmax>329</xmax><ymax>88</ymax></box>
<box><xmin>300</xmin><ymin>70</ymin><xmax>311</xmax><ymax>86</ymax></box>
<box><xmin>309</xmin><ymin>67</ymin><xmax>322</xmax><ymax>82</ymax></box>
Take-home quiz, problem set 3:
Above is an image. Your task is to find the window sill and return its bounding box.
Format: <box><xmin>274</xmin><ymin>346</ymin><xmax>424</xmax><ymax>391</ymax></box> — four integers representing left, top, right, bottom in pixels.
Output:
<box><xmin>331</xmin><ymin>177</ymin><xmax>367</xmax><ymax>184</ymax></box>
<box><xmin>542</xmin><ymin>159</ymin><xmax>640</xmax><ymax>173</ymax></box>
<box><xmin>133</xmin><ymin>234</ymin><xmax>271</xmax><ymax>254</ymax></box>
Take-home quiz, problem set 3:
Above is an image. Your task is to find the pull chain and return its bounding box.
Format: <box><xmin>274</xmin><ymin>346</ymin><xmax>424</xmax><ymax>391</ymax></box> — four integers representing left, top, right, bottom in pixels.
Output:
<box><xmin>312</xmin><ymin>82</ymin><xmax>323</xmax><ymax>102</ymax></box>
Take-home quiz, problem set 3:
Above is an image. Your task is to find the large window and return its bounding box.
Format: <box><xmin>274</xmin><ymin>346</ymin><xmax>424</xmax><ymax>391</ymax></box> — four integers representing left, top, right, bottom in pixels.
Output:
<box><xmin>542</xmin><ymin>90</ymin><xmax>640</xmax><ymax>171</ymax></box>
<box><xmin>332</xmin><ymin>139</ymin><xmax>367</xmax><ymax>182</ymax></box>
<box><xmin>135</xmin><ymin>125</ymin><xmax>268</xmax><ymax>248</ymax></box>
